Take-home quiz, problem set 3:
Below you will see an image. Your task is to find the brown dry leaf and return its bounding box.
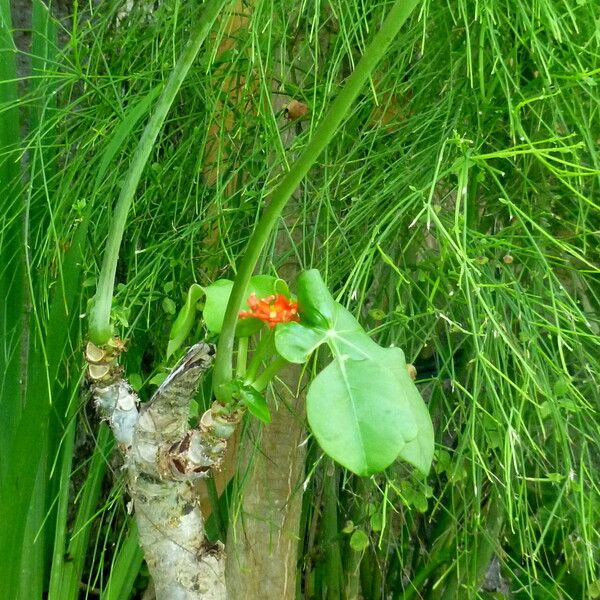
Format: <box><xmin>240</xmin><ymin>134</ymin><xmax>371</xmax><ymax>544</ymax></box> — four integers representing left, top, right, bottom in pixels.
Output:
<box><xmin>285</xmin><ymin>99</ymin><xmax>309</xmax><ymax>121</ymax></box>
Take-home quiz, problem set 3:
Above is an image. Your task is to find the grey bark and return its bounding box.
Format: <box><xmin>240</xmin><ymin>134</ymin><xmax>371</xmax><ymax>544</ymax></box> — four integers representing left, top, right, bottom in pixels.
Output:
<box><xmin>88</xmin><ymin>341</ymin><xmax>243</xmax><ymax>600</ymax></box>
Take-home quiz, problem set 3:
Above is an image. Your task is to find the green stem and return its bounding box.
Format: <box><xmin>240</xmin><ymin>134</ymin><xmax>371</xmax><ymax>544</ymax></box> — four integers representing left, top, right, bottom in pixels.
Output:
<box><xmin>235</xmin><ymin>336</ymin><xmax>249</xmax><ymax>377</ymax></box>
<box><xmin>323</xmin><ymin>463</ymin><xmax>343</xmax><ymax>600</ymax></box>
<box><xmin>205</xmin><ymin>477</ymin><xmax>226</xmax><ymax>541</ymax></box>
<box><xmin>88</xmin><ymin>0</ymin><xmax>233</xmax><ymax>345</ymax></box>
<box><xmin>244</xmin><ymin>329</ymin><xmax>275</xmax><ymax>383</ymax></box>
<box><xmin>212</xmin><ymin>0</ymin><xmax>422</xmax><ymax>398</ymax></box>
<box><xmin>251</xmin><ymin>356</ymin><xmax>288</xmax><ymax>392</ymax></box>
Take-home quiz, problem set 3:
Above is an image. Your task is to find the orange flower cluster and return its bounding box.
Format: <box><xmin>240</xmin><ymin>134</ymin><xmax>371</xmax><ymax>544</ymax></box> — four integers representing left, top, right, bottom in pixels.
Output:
<box><xmin>239</xmin><ymin>293</ymin><xmax>299</xmax><ymax>328</ymax></box>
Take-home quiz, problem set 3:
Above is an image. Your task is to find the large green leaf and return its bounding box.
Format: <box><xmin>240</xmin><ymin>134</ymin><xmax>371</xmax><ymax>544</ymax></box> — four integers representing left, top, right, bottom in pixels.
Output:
<box><xmin>326</xmin><ymin>305</ymin><xmax>381</xmax><ymax>360</ymax></box>
<box><xmin>307</xmin><ymin>345</ymin><xmax>434</xmax><ymax>476</ymax></box>
<box><xmin>277</xmin><ymin>268</ymin><xmax>434</xmax><ymax>475</ymax></box>
<box><xmin>307</xmin><ymin>350</ymin><xmax>419</xmax><ymax>476</ymax></box>
<box><xmin>379</xmin><ymin>347</ymin><xmax>434</xmax><ymax>475</ymax></box>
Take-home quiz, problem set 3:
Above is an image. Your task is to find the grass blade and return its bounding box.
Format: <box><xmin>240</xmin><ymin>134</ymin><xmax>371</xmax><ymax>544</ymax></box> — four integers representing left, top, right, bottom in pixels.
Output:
<box><xmin>0</xmin><ymin>0</ymin><xmax>25</xmax><ymax>482</ymax></box>
<box><xmin>100</xmin><ymin>519</ymin><xmax>143</xmax><ymax>600</ymax></box>
<box><xmin>49</xmin><ymin>425</ymin><xmax>115</xmax><ymax>600</ymax></box>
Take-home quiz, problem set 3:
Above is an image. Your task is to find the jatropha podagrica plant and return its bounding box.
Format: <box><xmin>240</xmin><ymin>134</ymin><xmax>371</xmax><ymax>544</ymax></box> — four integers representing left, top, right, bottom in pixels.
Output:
<box><xmin>168</xmin><ymin>269</ymin><xmax>434</xmax><ymax>476</ymax></box>
<box><xmin>85</xmin><ymin>268</ymin><xmax>433</xmax><ymax>599</ymax></box>
<box><xmin>84</xmin><ymin>0</ymin><xmax>425</xmax><ymax>597</ymax></box>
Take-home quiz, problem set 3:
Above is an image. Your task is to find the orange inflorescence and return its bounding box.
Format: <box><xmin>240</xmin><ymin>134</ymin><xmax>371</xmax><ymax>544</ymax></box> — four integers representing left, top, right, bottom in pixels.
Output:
<box><xmin>239</xmin><ymin>293</ymin><xmax>299</xmax><ymax>328</ymax></box>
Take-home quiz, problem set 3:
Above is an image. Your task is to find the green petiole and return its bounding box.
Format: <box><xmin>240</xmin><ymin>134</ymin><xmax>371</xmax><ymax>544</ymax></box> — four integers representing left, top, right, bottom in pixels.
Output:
<box><xmin>88</xmin><ymin>0</ymin><xmax>233</xmax><ymax>345</ymax></box>
<box><xmin>235</xmin><ymin>336</ymin><xmax>249</xmax><ymax>378</ymax></box>
<box><xmin>212</xmin><ymin>0</ymin><xmax>422</xmax><ymax>400</ymax></box>
<box><xmin>251</xmin><ymin>356</ymin><xmax>288</xmax><ymax>392</ymax></box>
<box><xmin>244</xmin><ymin>329</ymin><xmax>275</xmax><ymax>384</ymax></box>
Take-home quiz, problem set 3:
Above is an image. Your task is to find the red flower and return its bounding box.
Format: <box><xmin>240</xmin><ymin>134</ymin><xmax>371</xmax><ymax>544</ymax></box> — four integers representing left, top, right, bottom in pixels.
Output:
<box><xmin>239</xmin><ymin>293</ymin><xmax>299</xmax><ymax>328</ymax></box>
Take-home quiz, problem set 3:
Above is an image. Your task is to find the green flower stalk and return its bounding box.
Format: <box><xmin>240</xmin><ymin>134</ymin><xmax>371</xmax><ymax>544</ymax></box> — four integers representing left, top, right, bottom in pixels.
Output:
<box><xmin>88</xmin><ymin>0</ymin><xmax>233</xmax><ymax>345</ymax></box>
<box><xmin>212</xmin><ymin>0</ymin><xmax>422</xmax><ymax>400</ymax></box>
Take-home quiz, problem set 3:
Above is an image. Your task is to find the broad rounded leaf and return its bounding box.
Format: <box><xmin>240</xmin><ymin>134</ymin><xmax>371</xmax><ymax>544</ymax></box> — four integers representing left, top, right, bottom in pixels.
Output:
<box><xmin>275</xmin><ymin>321</ymin><xmax>327</xmax><ymax>363</ymax></box>
<box><xmin>297</xmin><ymin>269</ymin><xmax>336</xmax><ymax>327</ymax></box>
<box><xmin>327</xmin><ymin>304</ymin><xmax>381</xmax><ymax>360</ymax></box>
<box><xmin>383</xmin><ymin>347</ymin><xmax>434</xmax><ymax>475</ymax></box>
<box><xmin>307</xmin><ymin>354</ymin><xmax>419</xmax><ymax>476</ymax></box>
<box><xmin>349</xmin><ymin>530</ymin><xmax>369</xmax><ymax>552</ymax></box>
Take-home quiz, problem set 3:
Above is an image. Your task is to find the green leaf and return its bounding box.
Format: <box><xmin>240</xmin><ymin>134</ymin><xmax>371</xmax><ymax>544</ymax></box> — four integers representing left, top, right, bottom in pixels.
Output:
<box><xmin>149</xmin><ymin>372</ymin><xmax>168</xmax><ymax>386</ymax></box>
<box><xmin>274</xmin><ymin>278</ymin><xmax>290</xmax><ymax>296</ymax></box>
<box><xmin>238</xmin><ymin>386</ymin><xmax>271</xmax><ymax>423</ymax></box>
<box><xmin>326</xmin><ymin>304</ymin><xmax>381</xmax><ymax>360</ymax></box>
<box><xmin>307</xmin><ymin>345</ymin><xmax>434</xmax><ymax>476</ymax></box>
<box><xmin>203</xmin><ymin>279</ymin><xmax>234</xmax><ymax>333</ymax></box>
<box><xmin>129</xmin><ymin>374</ymin><xmax>143</xmax><ymax>392</ymax></box>
<box><xmin>297</xmin><ymin>269</ymin><xmax>336</xmax><ymax>327</ymax></box>
<box><xmin>274</xmin><ymin>302</ymin><xmax>379</xmax><ymax>363</ymax></box>
<box><xmin>342</xmin><ymin>520</ymin><xmax>355</xmax><ymax>534</ymax></box>
<box><xmin>411</xmin><ymin>491</ymin><xmax>428</xmax><ymax>513</ymax></box>
<box><xmin>370</xmin><ymin>511</ymin><xmax>383</xmax><ymax>532</ymax></box>
<box><xmin>167</xmin><ymin>283</ymin><xmax>203</xmax><ymax>357</ymax></box>
<box><xmin>382</xmin><ymin>347</ymin><xmax>435</xmax><ymax>475</ymax></box>
<box><xmin>162</xmin><ymin>297</ymin><xmax>176</xmax><ymax>315</ymax></box>
<box><xmin>349</xmin><ymin>530</ymin><xmax>369</xmax><ymax>552</ymax></box>
<box><xmin>434</xmin><ymin>449</ymin><xmax>451</xmax><ymax>474</ymax></box>
<box><xmin>101</xmin><ymin>519</ymin><xmax>143</xmax><ymax>600</ymax></box>
<box><xmin>203</xmin><ymin>275</ymin><xmax>280</xmax><ymax>336</ymax></box>
<box><xmin>275</xmin><ymin>321</ymin><xmax>327</xmax><ymax>363</ymax></box>
<box><xmin>307</xmin><ymin>351</ymin><xmax>419</xmax><ymax>476</ymax></box>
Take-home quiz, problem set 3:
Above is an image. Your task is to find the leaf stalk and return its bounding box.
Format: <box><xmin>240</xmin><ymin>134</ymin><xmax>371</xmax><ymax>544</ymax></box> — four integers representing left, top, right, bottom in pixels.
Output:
<box><xmin>212</xmin><ymin>0</ymin><xmax>422</xmax><ymax>399</ymax></box>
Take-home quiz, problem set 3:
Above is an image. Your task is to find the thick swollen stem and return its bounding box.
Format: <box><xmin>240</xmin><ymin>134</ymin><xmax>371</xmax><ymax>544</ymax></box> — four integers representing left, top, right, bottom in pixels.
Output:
<box><xmin>87</xmin><ymin>342</ymin><xmax>244</xmax><ymax>599</ymax></box>
<box><xmin>88</xmin><ymin>0</ymin><xmax>233</xmax><ymax>345</ymax></box>
<box><xmin>212</xmin><ymin>0</ymin><xmax>423</xmax><ymax>398</ymax></box>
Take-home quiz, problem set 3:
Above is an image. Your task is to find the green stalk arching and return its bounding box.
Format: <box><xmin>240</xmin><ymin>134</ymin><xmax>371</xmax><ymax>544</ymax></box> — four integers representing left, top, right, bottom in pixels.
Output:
<box><xmin>251</xmin><ymin>356</ymin><xmax>287</xmax><ymax>392</ymax></box>
<box><xmin>243</xmin><ymin>328</ymin><xmax>275</xmax><ymax>383</ymax></box>
<box><xmin>212</xmin><ymin>0</ymin><xmax>423</xmax><ymax>398</ymax></box>
<box><xmin>88</xmin><ymin>0</ymin><xmax>234</xmax><ymax>345</ymax></box>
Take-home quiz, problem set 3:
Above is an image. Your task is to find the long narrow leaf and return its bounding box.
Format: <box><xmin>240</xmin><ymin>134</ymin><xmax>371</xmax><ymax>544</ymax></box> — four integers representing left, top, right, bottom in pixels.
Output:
<box><xmin>49</xmin><ymin>425</ymin><xmax>115</xmax><ymax>600</ymax></box>
<box><xmin>0</xmin><ymin>0</ymin><xmax>25</xmax><ymax>481</ymax></box>
<box><xmin>101</xmin><ymin>519</ymin><xmax>143</xmax><ymax>600</ymax></box>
